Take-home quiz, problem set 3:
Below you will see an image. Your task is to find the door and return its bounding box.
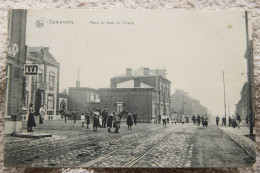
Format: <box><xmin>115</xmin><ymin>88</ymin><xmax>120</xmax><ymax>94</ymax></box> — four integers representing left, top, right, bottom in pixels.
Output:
<box><xmin>35</xmin><ymin>90</ymin><xmax>42</xmax><ymax>116</ymax></box>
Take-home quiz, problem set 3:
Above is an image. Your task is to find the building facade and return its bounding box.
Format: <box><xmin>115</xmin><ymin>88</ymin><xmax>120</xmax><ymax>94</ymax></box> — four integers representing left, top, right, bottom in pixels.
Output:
<box><xmin>171</xmin><ymin>89</ymin><xmax>208</xmax><ymax>122</ymax></box>
<box><xmin>68</xmin><ymin>87</ymin><xmax>100</xmax><ymax>113</ymax></box>
<box><xmin>21</xmin><ymin>46</ymin><xmax>60</xmax><ymax>121</ymax></box>
<box><xmin>5</xmin><ymin>10</ymin><xmax>27</xmax><ymax>134</ymax></box>
<box><xmin>99</xmin><ymin>67</ymin><xmax>171</xmax><ymax>123</ymax></box>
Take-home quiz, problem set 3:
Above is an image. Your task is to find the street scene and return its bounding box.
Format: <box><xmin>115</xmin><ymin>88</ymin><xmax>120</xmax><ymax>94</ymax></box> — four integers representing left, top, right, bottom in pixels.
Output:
<box><xmin>4</xmin><ymin>10</ymin><xmax>255</xmax><ymax>168</ymax></box>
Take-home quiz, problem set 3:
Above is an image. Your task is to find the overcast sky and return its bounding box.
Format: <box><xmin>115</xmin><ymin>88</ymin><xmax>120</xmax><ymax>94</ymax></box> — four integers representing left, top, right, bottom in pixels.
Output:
<box><xmin>26</xmin><ymin>10</ymin><xmax>252</xmax><ymax>116</ymax></box>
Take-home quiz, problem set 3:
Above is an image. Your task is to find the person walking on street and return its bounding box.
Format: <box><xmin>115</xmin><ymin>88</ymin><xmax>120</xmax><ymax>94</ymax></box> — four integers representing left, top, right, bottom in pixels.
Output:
<box><xmin>236</xmin><ymin>113</ymin><xmax>241</xmax><ymax>128</ymax></box>
<box><xmin>85</xmin><ymin>112</ymin><xmax>90</xmax><ymax>129</ymax></box>
<box><xmin>102</xmin><ymin>108</ymin><xmax>108</xmax><ymax>128</ymax></box>
<box><xmin>107</xmin><ymin>113</ymin><xmax>113</xmax><ymax>132</ymax></box>
<box><xmin>197</xmin><ymin>114</ymin><xmax>201</xmax><ymax>126</ymax></box>
<box><xmin>158</xmin><ymin>114</ymin><xmax>161</xmax><ymax>124</ymax></box>
<box><xmin>133</xmin><ymin>112</ymin><xmax>138</xmax><ymax>125</ymax></box>
<box><xmin>93</xmin><ymin>109</ymin><xmax>99</xmax><ymax>132</ymax></box>
<box><xmin>81</xmin><ymin>113</ymin><xmax>85</xmax><ymax>127</ymax></box>
<box><xmin>232</xmin><ymin>115</ymin><xmax>237</xmax><ymax>128</ymax></box>
<box><xmin>222</xmin><ymin>116</ymin><xmax>225</xmax><ymax>126</ymax></box>
<box><xmin>181</xmin><ymin>115</ymin><xmax>185</xmax><ymax>124</ymax></box>
<box><xmin>127</xmin><ymin>113</ymin><xmax>133</xmax><ymax>130</ymax></box>
<box><xmin>228</xmin><ymin>116</ymin><xmax>231</xmax><ymax>127</ymax></box>
<box><xmin>216</xmin><ymin>116</ymin><xmax>219</xmax><ymax>126</ymax></box>
<box><xmin>39</xmin><ymin>105</ymin><xmax>45</xmax><ymax>124</ymax></box>
<box><xmin>27</xmin><ymin>103</ymin><xmax>36</xmax><ymax>132</ymax></box>
<box><xmin>162</xmin><ymin>114</ymin><xmax>167</xmax><ymax>127</ymax></box>
<box><xmin>73</xmin><ymin>112</ymin><xmax>77</xmax><ymax>123</ymax></box>
<box><xmin>113</xmin><ymin>113</ymin><xmax>121</xmax><ymax>133</ymax></box>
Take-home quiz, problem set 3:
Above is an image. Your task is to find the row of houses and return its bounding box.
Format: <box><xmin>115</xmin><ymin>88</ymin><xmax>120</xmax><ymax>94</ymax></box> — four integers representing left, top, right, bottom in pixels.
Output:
<box><xmin>5</xmin><ymin>10</ymin><xmax>64</xmax><ymax>134</ymax></box>
<box><xmin>68</xmin><ymin>67</ymin><xmax>208</xmax><ymax>123</ymax></box>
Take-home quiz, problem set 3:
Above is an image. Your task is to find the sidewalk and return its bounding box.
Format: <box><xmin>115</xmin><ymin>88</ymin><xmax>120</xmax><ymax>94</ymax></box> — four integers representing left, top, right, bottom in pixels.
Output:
<box><xmin>218</xmin><ymin>124</ymin><xmax>256</xmax><ymax>159</ymax></box>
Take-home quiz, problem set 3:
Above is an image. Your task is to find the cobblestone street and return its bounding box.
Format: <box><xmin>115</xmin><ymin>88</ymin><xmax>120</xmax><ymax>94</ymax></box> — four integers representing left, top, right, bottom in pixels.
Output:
<box><xmin>4</xmin><ymin>120</ymin><xmax>255</xmax><ymax>168</ymax></box>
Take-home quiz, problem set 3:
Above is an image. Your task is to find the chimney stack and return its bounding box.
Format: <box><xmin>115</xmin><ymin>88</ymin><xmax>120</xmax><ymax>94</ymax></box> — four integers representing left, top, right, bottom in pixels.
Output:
<box><xmin>126</xmin><ymin>68</ymin><xmax>132</xmax><ymax>77</ymax></box>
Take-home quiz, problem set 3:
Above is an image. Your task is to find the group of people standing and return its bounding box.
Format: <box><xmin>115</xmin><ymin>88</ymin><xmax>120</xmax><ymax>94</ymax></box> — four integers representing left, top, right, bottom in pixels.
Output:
<box><xmin>192</xmin><ymin>114</ymin><xmax>208</xmax><ymax>127</ymax></box>
<box><xmin>216</xmin><ymin>114</ymin><xmax>241</xmax><ymax>128</ymax></box>
<box><xmin>27</xmin><ymin>103</ymin><xmax>46</xmax><ymax>132</ymax></box>
<box><xmin>81</xmin><ymin>108</ymin><xmax>138</xmax><ymax>133</ymax></box>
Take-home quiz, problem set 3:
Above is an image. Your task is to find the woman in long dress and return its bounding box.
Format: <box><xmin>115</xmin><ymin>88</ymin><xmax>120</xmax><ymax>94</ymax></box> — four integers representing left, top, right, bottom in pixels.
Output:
<box><xmin>107</xmin><ymin>113</ymin><xmax>113</xmax><ymax>132</ymax></box>
<box><xmin>93</xmin><ymin>109</ymin><xmax>99</xmax><ymax>132</ymax></box>
<box><xmin>126</xmin><ymin>113</ymin><xmax>133</xmax><ymax>130</ymax></box>
<box><xmin>27</xmin><ymin>103</ymin><xmax>36</xmax><ymax>132</ymax></box>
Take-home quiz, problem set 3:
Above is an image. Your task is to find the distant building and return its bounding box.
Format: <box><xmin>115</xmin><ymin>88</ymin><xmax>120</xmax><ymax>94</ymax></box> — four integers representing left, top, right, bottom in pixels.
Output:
<box><xmin>99</xmin><ymin>67</ymin><xmax>171</xmax><ymax>123</ymax></box>
<box><xmin>171</xmin><ymin>89</ymin><xmax>207</xmax><ymax>122</ymax></box>
<box><xmin>22</xmin><ymin>46</ymin><xmax>60</xmax><ymax>121</ymax></box>
<box><xmin>5</xmin><ymin>10</ymin><xmax>27</xmax><ymax>134</ymax></box>
<box><xmin>235</xmin><ymin>82</ymin><xmax>254</xmax><ymax>125</ymax></box>
<box><xmin>68</xmin><ymin>87</ymin><xmax>100</xmax><ymax>112</ymax></box>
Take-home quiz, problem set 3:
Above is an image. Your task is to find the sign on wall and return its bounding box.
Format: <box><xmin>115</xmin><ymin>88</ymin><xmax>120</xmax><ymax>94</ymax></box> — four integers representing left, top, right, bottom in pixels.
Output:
<box><xmin>24</xmin><ymin>64</ymin><xmax>38</xmax><ymax>76</ymax></box>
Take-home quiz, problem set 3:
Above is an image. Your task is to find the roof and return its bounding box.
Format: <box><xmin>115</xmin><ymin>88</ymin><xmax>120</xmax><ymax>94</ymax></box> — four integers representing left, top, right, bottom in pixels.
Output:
<box><xmin>117</xmin><ymin>67</ymin><xmax>166</xmax><ymax>77</ymax></box>
<box><xmin>175</xmin><ymin>89</ymin><xmax>199</xmax><ymax>103</ymax></box>
<box><xmin>117</xmin><ymin>79</ymin><xmax>153</xmax><ymax>88</ymax></box>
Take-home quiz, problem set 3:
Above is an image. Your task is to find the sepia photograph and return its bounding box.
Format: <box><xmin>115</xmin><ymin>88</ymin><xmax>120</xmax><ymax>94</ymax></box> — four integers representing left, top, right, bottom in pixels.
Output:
<box><xmin>4</xmin><ymin>9</ymin><xmax>255</xmax><ymax>168</ymax></box>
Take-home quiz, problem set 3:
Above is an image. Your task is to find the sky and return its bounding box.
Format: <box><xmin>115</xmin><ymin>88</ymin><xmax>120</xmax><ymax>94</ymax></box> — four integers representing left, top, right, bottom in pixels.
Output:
<box><xmin>26</xmin><ymin>10</ymin><xmax>252</xmax><ymax>116</ymax></box>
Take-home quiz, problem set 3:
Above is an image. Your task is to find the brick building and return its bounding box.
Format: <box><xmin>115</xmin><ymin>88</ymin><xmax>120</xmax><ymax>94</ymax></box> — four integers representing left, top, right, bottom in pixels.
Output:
<box><xmin>21</xmin><ymin>46</ymin><xmax>60</xmax><ymax>121</ymax></box>
<box><xmin>99</xmin><ymin>67</ymin><xmax>171</xmax><ymax>123</ymax></box>
<box><xmin>5</xmin><ymin>10</ymin><xmax>27</xmax><ymax>134</ymax></box>
<box><xmin>235</xmin><ymin>82</ymin><xmax>254</xmax><ymax>125</ymax></box>
<box><xmin>171</xmin><ymin>89</ymin><xmax>208</xmax><ymax>122</ymax></box>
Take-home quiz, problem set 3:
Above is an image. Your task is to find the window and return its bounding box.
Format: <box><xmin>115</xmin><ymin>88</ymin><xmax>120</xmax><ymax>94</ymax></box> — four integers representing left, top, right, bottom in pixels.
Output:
<box><xmin>49</xmin><ymin>72</ymin><xmax>55</xmax><ymax>87</ymax></box>
<box><xmin>38</xmin><ymin>70</ymin><xmax>43</xmax><ymax>82</ymax></box>
<box><xmin>47</xmin><ymin>95</ymin><xmax>54</xmax><ymax>110</ymax></box>
<box><xmin>90</xmin><ymin>92</ymin><xmax>94</xmax><ymax>102</ymax></box>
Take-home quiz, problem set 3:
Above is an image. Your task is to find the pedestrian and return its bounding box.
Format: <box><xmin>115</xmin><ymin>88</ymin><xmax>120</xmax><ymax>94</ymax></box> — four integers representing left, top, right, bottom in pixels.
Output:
<box><xmin>93</xmin><ymin>109</ymin><xmax>99</xmax><ymax>132</ymax></box>
<box><xmin>222</xmin><ymin>116</ymin><xmax>225</xmax><ymax>126</ymax></box>
<box><xmin>85</xmin><ymin>112</ymin><xmax>90</xmax><ymax>129</ymax></box>
<box><xmin>127</xmin><ymin>113</ymin><xmax>133</xmax><ymax>130</ymax></box>
<box><xmin>186</xmin><ymin>116</ymin><xmax>189</xmax><ymax>124</ymax></box>
<box><xmin>64</xmin><ymin>111</ymin><xmax>67</xmax><ymax>123</ymax></box>
<box><xmin>73</xmin><ymin>112</ymin><xmax>77</xmax><ymax>123</ymax></box>
<box><xmin>192</xmin><ymin>114</ymin><xmax>196</xmax><ymax>124</ymax></box>
<box><xmin>27</xmin><ymin>103</ymin><xmax>36</xmax><ymax>132</ymax></box>
<box><xmin>228</xmin><ymin>116</ymin><xmax>231</xmax><ymax>127</ymax></box>
<box><xmin>99</xmin><ymin>114</ymin><xmax>103</xmax><ymax>128</ymax></box>
<box><xmin>39</xmin><ymin>104</ymin><xmax>45</xmax><ymax>124</ymax></box>
<box><xmin>113</xmin><ymin>113</ymin><xmax>121</xmax><ymax>133</ymax></box>
<box><xmin>167</xmin><ymin>116</ymin><xmax>170</xmax><ymax>124</ymax></box>
<box><xmin>81</xmin><ymin>113</ymin><xmax>85</xmax><ymax>127</ymax></box>
<box><xmin>107</xmin><ymin>113</ymin><xmax>113</xmax><ymax>132</ymax></box>
<box><xmin>216</xmin><ymin>116</ymin><xmax>219</xmax><ymax>126</ymax></box>
<box><xmin>236</xmin><ymin>113</ymin><xmax>241</xmax><ymax>128</ymax></box>
<box><xmin>102</xmin><ymin>108</ymin><xmax>108</xmax><ymax>128</ymax></box>
<box><xmin>162</xmin><ymin>114</ymin><xmax>167</xmax><ymax>127</ymax></box>
<box><xmin>133</xmin><ymin>112</ymin><xmax>138</xmax><ymax>125</ymax></box>
<box><xmin>197</xmin><ymin>114</ymin><xmax>201</xmax><ymax>126</ymax></box>
<box><xmin>232</xmin><ymin>115</ymin><xmax>237</xmax><ymax>128</ymax></box>
<box><xmin>181</xmin><ymin>115</ymin><xmax>185</xmax><ymax>124</ymax></box>
<box><xmin>158</xmin><ymin>114</ymin><xmax>161</xmax><ymax>124</ymax></box>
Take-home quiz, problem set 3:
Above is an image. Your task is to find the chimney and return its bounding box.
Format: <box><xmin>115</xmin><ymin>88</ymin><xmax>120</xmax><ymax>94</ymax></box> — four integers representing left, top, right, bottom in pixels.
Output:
<box><xmin>126</xmin><ymin>68</ymin><xmax>132</xmax><ymax>77</ymax></box>
<box><xmin>134</xmin><ymin>78</ymin><xmax>141</xmax><ymax>87</ymax></box>
<box><xmin>143</xmin><ymin>68</ymin><xmax>149</xmax><ymax>76</ymax></box>
<box><xmin>110</xmin><ymin>78</ymin><xmax>117</xmax><ymax>88</ymax></box>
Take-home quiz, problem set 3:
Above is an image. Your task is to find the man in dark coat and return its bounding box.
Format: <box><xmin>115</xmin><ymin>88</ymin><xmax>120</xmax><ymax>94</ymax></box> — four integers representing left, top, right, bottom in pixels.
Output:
<box><xmin>107</xmin><ymin>113</ymin><xmax>113</xmax><ymax>132</ymax></box>
<box><xmin>127</xmin><ymin>113</ymin><xmax>133</xmax><ymax>130</ymax></box>
<box><xmin>133</xmin><ymin>112</ymin><xmax>138</xmax><ymax>125</ymax></box>
<box><xmin>158</xmin><ymin>114</ymin><xmax>161</xmax><ymax>124</ymax></box>
<box><xmin>216</xmin><ymin>116</ymin><xmax>219</xmax><ymax>126</ymax></box>
<box><xmin>102</xmin><ymin>108</ymin><xmax>108</xmax><ymax>128</ymax></box>
<box><xmin>85</xmin><ymin>112</ymin><xmax>90</xmax><ymax>129</ymax></box>
<box><xmin>27</xmin><ymin>103</ymin><xmax>36</xmax><ymax>132</ymax></box>
<box><xmin>93</xmin><ymin>109</ymin><xmax>99</xmax><ymax>132</ymax></box>
<box><xmin>197</xmin><ymin>114</ymin><xmax>201</xmax><ymax>126</ymax></box>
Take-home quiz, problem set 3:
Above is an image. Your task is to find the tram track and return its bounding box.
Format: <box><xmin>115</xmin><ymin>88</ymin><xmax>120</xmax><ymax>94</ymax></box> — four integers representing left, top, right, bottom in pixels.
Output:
<box><xmin>79</xmin><ymin>127</ymin><xmax>173</xmax><ymax>168</ymax></box>
<box><xmin>5</xmin><ymin>125</ymin><xmax>166</xmax><ymax>166</ymax></box>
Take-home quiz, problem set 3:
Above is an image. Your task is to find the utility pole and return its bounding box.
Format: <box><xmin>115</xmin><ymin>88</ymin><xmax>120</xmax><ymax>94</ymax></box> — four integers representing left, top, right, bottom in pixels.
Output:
<box><xmin>245</xmin><ymin>11</ymin><xmax>254</xmax><ymax>136</ymax></box>
<box><xmin>223</xmin><ymin>71</ymin><xmax>227</xmax><ymax>120</ymax></box>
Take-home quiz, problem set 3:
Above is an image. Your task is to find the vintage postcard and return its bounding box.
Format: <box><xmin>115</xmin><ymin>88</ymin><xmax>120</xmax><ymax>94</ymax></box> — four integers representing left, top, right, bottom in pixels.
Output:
<box><xmin>4</xmin><ymin>9</ymin><xmax>255</xmax><ymax>168</ymax></box>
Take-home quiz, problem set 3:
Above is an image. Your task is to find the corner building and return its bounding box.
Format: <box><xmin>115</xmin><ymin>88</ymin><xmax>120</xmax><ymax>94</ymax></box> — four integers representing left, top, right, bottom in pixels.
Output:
<box><xmin>99</xmin><ymin>68</ymin><xmax>171</xmax><ymax>123</ymax></box>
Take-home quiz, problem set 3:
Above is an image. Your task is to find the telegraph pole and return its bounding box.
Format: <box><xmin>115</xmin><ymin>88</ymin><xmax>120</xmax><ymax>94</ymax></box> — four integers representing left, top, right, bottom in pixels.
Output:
<box><xmin>245</xmin><ymin>11</ymin><xmax>254</xmax><ymax>136</ymax></box>
<box><xmin>223</xmin><ymin>71</ymin><xmax>227</xmax><ymax>120</ymax></box>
